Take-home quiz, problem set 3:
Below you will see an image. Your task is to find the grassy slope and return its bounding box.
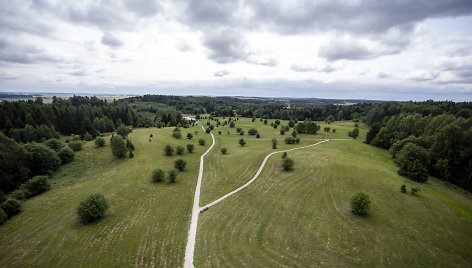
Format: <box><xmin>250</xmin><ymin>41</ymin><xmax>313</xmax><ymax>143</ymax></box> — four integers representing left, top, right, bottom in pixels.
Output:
<box><xmin>0</xmin><ymin>126</ymin><xmax>211</xmax><ymax>267</ymax></box>
<box><xmin>195</xmin><ymin>118</ymin><xmax>472</xmax><ymax>267</ymax></box>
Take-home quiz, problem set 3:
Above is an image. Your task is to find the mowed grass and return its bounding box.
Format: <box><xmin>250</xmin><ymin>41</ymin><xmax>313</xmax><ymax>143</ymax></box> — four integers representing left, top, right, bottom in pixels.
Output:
<box><xmin>0</xmin><ymin>125</ymin><xmax>211</xmax><ymax>267</ymax></box>
<box><xmin>195</xmin><ymin>118</ymin><xmax>472</xmax><ymax>267</ymax></box>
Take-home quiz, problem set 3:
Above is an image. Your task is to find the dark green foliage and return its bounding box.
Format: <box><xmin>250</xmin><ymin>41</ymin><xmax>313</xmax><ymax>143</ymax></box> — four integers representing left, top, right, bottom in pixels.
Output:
<box><xmin>256</xmin><ymin>133</ymin><xmax>261</xmax><ymax>138</ymax></box>
<box><xmin>291</xmin><ymin>130</ymin><xmax>297</xmax><ymax>138</ymax></box>
<box><xmin>239</xmin><ymin>138</ymin><xmax>246</xmax><ymax>146</ymax></box>
<box><xmin>218</xmin><ymin>131</ymin><xmax>222</xmax><ymax>135</ymax></box>
<box><xmin>199</xmin><ymin>139</ymin><xmax>205</xmax><ymax>146</ymax></box>
<box><xmin>324</xmin><ymin>127</ymin><xmax>331</xmax><ymax>132</ymax></box>
<box><xmin>77</xmin><ymin>193</ymin><xmax>109</xmax><ymax>223</ymax></box>
<box><xmin>348</xmin><ymin>128</ymin><xmax>360</xmax><ymax>139</ymax></box>
<box><xmin>164</xmin><ymin>145</ymin><xmax>174</xmax><ymax>156</ymax></box>
<box><xmin>221</xmin><ymin>148</ymin><xmax>227</xmax><ymax>154</ymax></box>
<box><xmin>1</xmin><ymin>199</ymin><xmax>22</xmax><ymax>218</ymax></box>
<box><xmin>22</xmin><ymin>175</ymin><xmax>50</xmax><ymax>197</ymax></box>
<box><xmin>116</xmin><ymin>125</ymin><xmax>131</xmax><ymax>138</ymax></box>
<box><xmin>186</xmin><ymin>144</ymin><xmax>194</xmax><ymax>153</ymax></box>
<box><xmin>9</xmin><ymin>189</ymin><xmax>31</xmax><ymax>201</ymax></box>
<box><xmin>394</xmin><ymin>143</ymin><xmax>431</xmax><ymax>182</ymax></box>
<box><xmin>263</xmin><ymin>119</ymin><xmax>268</xmax><ymax>125</ymax></box>
<box><xmin>332</xmin><ymin>128</ymin><xmax>336</xmax><ymax>133</ymax></box>
<box><xmin>94</xmin><ymin>137</ymin><xmax>105</xmax><ymax>147</ymax></box>
<box><xmin>0</xmin><ymin>208</ymin><xmax>7</xmax><ymax>225</ymax></box>
<box><xmin>58</xmin><ymin>148</ymin><xmax>75</xmax><ymax>164</ymax></box>
<box><xmin>110</xmin><ymin>135</ymin><xmax>127</xmax><ymax>158</ymax></box>
<box><xmin>350</xmin><ymin>192</ymin><xmax>371</xmax><ymax>216</ymax></box>
<box><xmin>150</xmin><ymin>133</ymin><xmax>153</xmax><ymax>138</ymax></box>
<box><xmin>282</xmin><ymin>152</ymin><xmax>287</xmax><ymax>159</ymax></box>
<box><xmin>24</xmin><ymin>142</ymin><xmax>61</xmax><ymax>176</ymax></box>
<box><xmin>168</xmin><ymin>170</ymin><xmax>177</xmax><ymax>183</ymax></box>
<box><xmin>284</xmin><ymin>137</ymin><xmax>295</xmax><ymax>144</ymax></box>
<box><xmin>365</xmin><ymin>123</ymin><xmax>380</xmax><ymax>144</ymax></box>
<box><xmin>280</xmin><ymin>129</ymin><xmax>285</xmax><ymax>135</ymax></box>
<box><xmin>295</xmin><ymin>119</ymin><xmax>318</xmax><ymax>134</ymax></box>
<box><xmin>174</xmin><ymin>159</ymin><xmax>187</xmax><ymax>171</ymax></box>
<box><xmin>128</xmin><ymin>149</ymin><xmax>134</xmax><ymax>158</ymax></box>
<box><xmin>272</xmin><ymin>138</ymin><xmax>277</xmax><ymax>149</ymax></box>
<box><xmin>187</xmin><ymin>133</ymin><xmax>193</xmax><ymax>139</ymax></box>
<box><xmin>68</xmin><ymin>141</ymin><xmax>83</xmax><ymax>151</ymax></box>
<box><xmin>83</xmin><ymin>132</ymin><xmax>93</xmax><ymax>141</ymax></box>
<box><xmin>152</xmin><ymin>168</ymin><xmax>165</xmax><ymax>183</ymax></box>
<box><xmin>71</xmin><ymin>134</ymin><xmax>81</xmax><ymax>141</ymax></box>
<box><xmin>325</xmin><ymin>115</ymin><xmax>335</xmax><ymax>124</ymax></box>
<box><xmin>45</xmin><ymin>138</ymin><xmax>64</xmax><ymax>151</ymax></box>
<box><xmin>229</xmin><ymin>121</ymin><xmax>235</xmax><ymax>128</ymax></box>
<box><xmin>282</xmin><ymin>157</ymin><xmax>294</xmax><ymax>171</ymax></box>
<box><xmin>126</xmin><ymin>139</ymin><xmax>135</xmax><ymax>150</ymax></box>
<box><xmin>400</xmin><ymin>185</ymin><xmax>406</xmax><ymax>193</ymax></box>
<box><xmin>176</xmin><ymin>146</ymin><xmax>185</xmax><ymax>155</ymax></box>
<box><xmin>172</xmin><ymin>131</ymin><xmax>182</xmax><ymax>139</ymax></box>
<box><xmin>0</xmin><ymin>191</ymin><xmax>6</xmax><ymax>204</ymax></box>
<box><xmin>411</xmin><ymin>187</ymin><xmax>421</xmax><ymax>195</ymax></box>
<box><xmin>0</xmin><ymin>133</ymin><xmax>31</xmax><ymax>192</ymax></box>
<box><xmin>205</xmin><ymin>128</ymin><xmax>211</xmax><ymax>133</ymax></box>
<box><xmin>239</xmin><ymin>130</ymin><xmax>244</xmax><ymax>135</ymax></box>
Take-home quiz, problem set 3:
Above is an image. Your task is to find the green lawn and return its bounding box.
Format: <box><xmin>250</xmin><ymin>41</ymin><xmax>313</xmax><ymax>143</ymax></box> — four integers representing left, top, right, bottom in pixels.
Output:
<box><xmin>0</xmin><ymin>125</ymin><xmax>211</xmax><ymax>267</ymax></box>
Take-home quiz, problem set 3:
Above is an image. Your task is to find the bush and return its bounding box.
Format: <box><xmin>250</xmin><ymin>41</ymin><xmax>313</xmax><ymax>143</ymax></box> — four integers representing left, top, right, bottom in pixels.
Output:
<box><xmin>0</xmin><ymin>191</ymin><xmax>5</xmax><ymax>204</ymax></box>
<box><xmin>175</xmin><ymin>159</ymin><xmax>187</xmax><ymax>171</ymax></box>
<box><xmin>280</xmin><ymin>129</ymin><xmax>285</xmax><ymax>135</ymax></box>
<box><xmin>164</xmin><ymin>145</ymin><xmax>174</xmax><ymax>156</ymax></box>
<box><xmin>152</xmin><ymin>168</ymin><xmax>165</xmax><ymax>183</ymax></box>
<box><xmin>282</xmin><ymin>157</ymin><xmax>294</xmax><ymax>171</ymax></box>
<box><xmin>68</xmin><ymin>141</ymin><xmax>83</xmax><ymax>151</ymax></box>
<box><xmin>272</xmin><ymin>138</ymin><xmax>277</xmax><ymax>149</ymax></box>
<box><xmin>199</xmin><ymin>139</ymin><xmax>206</xmax><ymax>146</ymax></box>
<box><xmin>186</xmin><ymin>144</ymin><xmax>194</xmax><ymax>153</ymax></box>
<box><xmin>23</xmin><ymin>175</ymin><xmax>50</xmax><ymax>197</ymax></box>
<box><xmin>1</xmin><ymin>199</ymin><xmax>22</xmax><ymax>218</ymax></box>
<box><xmin>83</xmin><ymin>132</ymin><xmax>93</xmax><ymax>141</ymax></box>
<box><xmin>284</xmin><ymin>137</ymin><xmax>294</xmax><ymax>144</ymax></box>
<box><xmin>172</xmin><ymin>131</ymin><xmax>182</xmax><ymax>139</ymax></box>
<box><xmin>176</xmin><ymin>146</ymin><xmax>185</xmax><ymax>155</ymax></box>
<box><xmin>256</xmin><ymin>133</ymin><xmax>261</xmax><ymax>138</ymax></box>
<box><xmin>168</xmin><ymin>170</ymin><xmax>177</xmax><ymax>183</ymax></box>
<box><xmin>9</xmin><ymin>189</ymin><xmax>31</xmax><ymax>200</ymax></box>
<box><xmin>116</xmin><ymin>125</ymin><xmax>131</xmax><ymax>138</ymax></box>
<box><xmin>411</xmin><ymin>187</ymin><xmax>421</xmax><ymax>195</ymax></box>
<box><xmin>187</xmin><ymin>133</ymin><xmax>193</xmax><ymax>139</ymax></box>
<box><xmin>248</xmin><ymin>128</ymin><xmax>258</xmax><ymax>135</ymax></box>
<box><xmin>0</xmin><ymin>208</ymin><xmax>7</xmax><ymax>225</ymax></box>
<box><xmin>221</xmin><ymin>148</ymin><xmax>227</xmax><ymax>154</ymax></box>
<box><xmin>58</xmin><ymin>148</ymin><xmax>75</xmax><ymax>164</ymax></box>
<box><xmin>350</xmin><ymin>192</ymin><xmax>371</xmax><ymax>216</ymax></box>
<box><xmin>45</xmin><ymin>138</ymin><xmax>64</xmax><ymax>151</ymax></box>
<box><xmin>77</xmin><ymin>193</ymin><xmax>109</xmax><ymax>223</ymax></box>
<box><xmin>239</xmin><ymin>138</ymin><xmax>246</xmax><ymax>146</ymax></box>
<box><xmin>282</xmin><ymin>152</ymin><xmax>287</xmax><ymax>159</ymax></box>
<box><xmin>95</xmin><ymin>137</ymin><xmax>105</xmax><ymax>147</ymax></box>
<box><xmin>71</xmin><ymin>134</ymin><xmax>81</xmax><ymax>141</ymax></box>
<box><xmin>400</xmin><ymin>185</ymin><xmax>406</xmax><ymax>193</ymax></box>
<box><xmin>24</xmin><ymin>142</ymin><xmax>61</xmax><ymax>175</ymax></box>
<box><xmin>111</xmin><ymin>135</ymin><xmax>127</xmax><ymax>158</ymax></box>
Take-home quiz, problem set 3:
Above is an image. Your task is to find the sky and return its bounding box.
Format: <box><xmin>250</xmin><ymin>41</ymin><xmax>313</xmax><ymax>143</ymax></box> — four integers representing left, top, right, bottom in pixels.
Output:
<box><xmin>1</xmin><ymin>0</ymin><xmax>472</xmax><ymax>101</ymax></box>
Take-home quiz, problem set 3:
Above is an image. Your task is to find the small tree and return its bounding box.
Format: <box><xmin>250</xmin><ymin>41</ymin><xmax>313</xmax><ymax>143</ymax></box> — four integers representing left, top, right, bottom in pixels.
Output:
<box><xmin>187</xmin><ymin>133</ymin><xmax>193</xmax><ymax>139</ymax></box>
<box><xmin>239</xmin><ymin>130</ymin><xmax>244</xmax><ymax>135</ymax></box>
<box><xmin>400</xmin><ymin>185</ymin><xmax>406</xmax><ymax>193</ymax></box>
<box><xmin>83</xmin><ymin>132</ymin><xmax>93</xmax><ymax>141</ymax></box>
<box><xmin>58</xmin><ymin>148</ymin><xmax>75</xmax><ymax>164</ymax></box>
<box><xmin>263</xmin><ymin>119</ymin><xmax>268</xmax><ymax>125</ymax></box>
<box><xmin>68</xmin><ymin>141</ymin><xmax>83</xmax><ymax>151</ymax></box>
<box><xmin>282</xmin><ymin>157</ymin><xmax>294</xmax><ymax>171</ymax></box>
<box><xmin>199</xmin><ymin>139</ymin><xmax>206</xmax><ymax>146</ymax></box>
<box><xmin>77</xmin><ymin>193</ymin><xmax>109</xmax><ymax>223</ymax></box>
<box><xmin>126</xmin><ymin>139</ymin><xmax>135</xmax><ymax>151</ymax></box>
<box><xmin>95</xmin><ymin>137</ymin><xmax>105</xmax><ymax>147</ymax></box>
<box><xmin>239</xmin><ymin>138</ymin><xmax>246</xmax><ymax>146</ymax></box>
<box><xmin>411</xmin><ymin>187</ymin><xmax>421</xmax><ymax>195</ymax></box>
<box><xmin>1</xmin><ymin>199</ymin><xmax>22</xmax><ymax>218</ymax></box>
<box><xmin>282</xmin><ymin>152</ymin><xmax>287</xmax><ymax>159</ymax></box>
<box><xmin>348</xmin><ymin>128</ymin><xmax>359</xmax><ymax>139</ymax></box>
<box><xmin>172</xmin><ymin>131</ymin><xmax>182</xmax><ymax>139</ymax></box>
<box><xmin>256</xmin><ymin>133</ymin><xmax>261</xmax><ymax>138</ymax></box>
<box><xmin>280</xmin><ymin>129</ymin><xmax>285</xmax><ymax>135</ymax></box>
<box><xmin>221</xmin><ymin>148</ymin><xmax>227</xmax><ymax>154</ymax></box>
<box><xmin>272</xmin><ymin>138</ymin><xmax>277</xmax><ymax>149</ymax></box>
<box><xmin>350</xmin><ymin>192</ymin><xmax>371</xmax><ymax>216</ymax></box>
<box><xmin>229</xmin><ymin>121</ymin><xmax>235</xmax><ymax>128</ymax></box>
<box><xmin>175</xmin><ymin>159</ymin><xmax>187</xmax><ymax>171</ymax></box>
<box><xmin>248</xmin><ymin>128</ymin><xmax>258</xmax><ymax>135</ymax></box>
<box><xmin>152</xmin><ymin>168</ymin><xmax>165</xmax><ymax>183</ymax></box>
<box><xmin>116</xmin><ymin>125</ymin><xmax>131</xmax><ymax>138</ymax></box>
<box><xmin>128</xmin><ymin>149</ymin><xmax>134</xmax><ymax>158</ymax></box>
<box><xmin>218</xmin><ymin>131</ymin><xmax>222</xmax><ymax>135</ymax></box>
<box><xmin>111</xmin><ymin>135</ymin><xmax>127</xmax><ymax>158</ymax></box>
<box><xmin>176</xmin><ymin>146</ymin><xmax>185</xmax><ymax>155</ymax></box>
<box><xmin>45</xmin><ymin>138</ymin><xmax>64</xmax><ymax>151</ymax></box>
<box><xmin>168</xmin><ymin>170</ymin><xmax>177</xmax><ymax>183</ymax></box>
<box><xmin>186</xmin><ymin>144</ymin><xmax>194</xmax><ymax>153</ymax></box>
<box><xmin>291</xmin><ymin>131</ymin><xmax>297</xmax><ymax>138</ymax></box>
<box><xmin>23</xmin><ymin>175</ymin><xmax>50</xmax><ymax>197</ymax></box>
<box><xmin>164</xmin><ymin>145</ymin><xmax>174</xmax><ymax>156</ymax></box>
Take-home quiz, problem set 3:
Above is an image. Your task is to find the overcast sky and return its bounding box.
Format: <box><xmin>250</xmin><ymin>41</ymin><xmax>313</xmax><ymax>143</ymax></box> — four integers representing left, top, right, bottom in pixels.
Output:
<box><xmin>1</xmin><ymin>0</ymin><xmax>472</xmax><ymax>101</ymax></box>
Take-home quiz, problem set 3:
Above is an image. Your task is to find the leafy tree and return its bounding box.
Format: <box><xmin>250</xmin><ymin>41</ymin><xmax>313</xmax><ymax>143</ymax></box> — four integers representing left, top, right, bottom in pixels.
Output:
<box><xmin>295</xmin><ymin>119</ymin><xmax>318</xmax><ymax>134</ymax></box>
<box><xmin>332</xmin><ymin>128</ymin><xmax>336</xmax><ymax>133</ymax></box>
<box><xmin>284</xmin><ymin>137</ymin><xmax>294</xmax><ymax>144</ymax></box>
<box><xmin>236</xmin><ymin>127</ymin><xmax>242</xmax><ymax>133</ymax></box>
<box><xmin>174</xmin><ymin>159</ymin><xmax>187</xmax><ymax>171</ymax></box>
<box><xmin>152</xmin><ymin>168</ymin><xmax>165</xmax><ymax>183</ymax></box>
<box><xmin>272</xmin><ymin>138</ymin><xmax>277</xmax><ymax>149</ymax></box>
<box><xmin>324</xmin><ymin>127</ymin><xmax>331</xmax><ymax>132</ymax></box>
<box><xmin>394</xmin><ymin>143</ymin><xmax>431</xmax><ymax>182</ymax></box>
<box><xmin>0</xmin><ymin>191</ymin><xmax>6</xmax><ymax>204</ymax></box>
<box><xmin>365</xmin><ymin>123</ymin><xmax>380</xmax><ymax>144</ymax></box>
<box><xmin>58</xmin><ymin>148</ymin><xmax>75</xmax><ymax>164</ymax></box>
<box><xmin>126</xmin><ymin>139</ymin><xmax>135</xmax><ymax>151</ymax></box>
<box><xmin>22</xmin><ymin>175</ymin><xmax>50</xmax><ymax>197</ymax></box>
<box><xmin>218</xmin><ymin>131</ymin><xmax>222</xmax><ymax>135</ymax></box>
<box><xmin>325</xmin><ymin>115</ymin><xmax>335</xmax><ymax>124</ymax></box>
<box><xmin>116</xmin><ymin>124</ymin><xmax>131</xmax><ymax>138</ymax></box>
<box><xmin>282</xmin><ymin>157</ymin><xmax>294</xmax><ymax>171</ymax></box>
<box><xmin>83</xmin><ymin>132</ymin><xmax>93</xmax><ymax>141</ymax></box>
<box><xmin>176</xmin><ymin>146</ymin><xmax>185</xmax><ymax>155</ymax></box>
<box><xmin>1</xmin><ymin>199</ymin><xmax>22</xmax><ymax>218</ymax></box>
<box><xmin>68</xmin><ymin>141</ymin><xmax>83</xmax><ymax>151</ymax></box>
<box><xmin>150</xmin><ymin>133</ymin><xmax>153</xmax><ymax>138</ymax></box>
<box><xmin>239</xmin><ymin>138</ymin><xmax>246</xmax><ymax>146</ymax></box>
<box><xmin>282</xmin><ymin>152</ymin><xmax>287</xmax><ymax>159</ymax></box>
<box><xmin>291</xmin><ymin>130</ymin><xmax>297</xmax><ymax>138</ymax></box>
<box><xmin>0</xmin><ymin>133</ymin><xmax>31</xmax><ymax>192</ymax></box>
<box><xmin>295</xmin><ymin>137</ymin><xmax>300</xmax><ymax>144</ymax></box>
<box><xmin>24</xmin><ymin>142</ymin><xmax>61</xmax><ymax>176</ymax></box>
<box><xmin>186</xmin><ymin>144</ymin><xmax>194</xmax><ymax>153</ymax></box>
<box><xmin>221</xmin><ymin>148</ymin><xmax>227</xmax><ymax>154</ymax></box>
<box><xmin>205</xmin><ymin>128</ymin><xmax>211</xmax><ymax>133</ymax></box>
<box><xmin>172</xmin><ymin>131</ymin><xmax>182</xmax><ymax>139</ymax></box>
<box><xmin>199</xmin><ymin>139</ymin><xmax>206</xmax><ymax>146</ymax></box>
<box><xmin>77</xmin><ymin>193</ymin><xmax>109</xmax><ymax>223</ymax></box>
<box><xmin>280</xmin><ymin>129</ymin><xmax>285</xmax><ymax>135</ymax></box>
<box><xmin>94</xmin><ymin>137</ymin><xmax>105</xmax><ymax>147</ymax></box>
<box><xmin>263</xmin><ymin>119</ymin><xmax>268</xmax><ymax>125</ymax></box>
<box><xmin>168</xmin><ymin>170</ymin><xmax>177</xmax><ymax>183</ymax></box>
<box><xmin>348</xmin><ymin>128</ymin><xmax>359</xmax><ymax>139</ymax></box>
<box><xmin>400</xmin><ymin>185</ymin><xmax>406</xmax><ymax>193</ymax></box>
<box><xmin>187</xmin><ymin>133</ymin><xmax>193</xmax><ymax>139</ymax></box>
<box><xmin>111</xmin><ymin>135</ymin><xmax>127</xmax><ymax>158</ymax></box>
<box><xmin>128</xmin><ymin>149</ymin><xmax>134</xmax><ymax>158</ymax></box>
<box><xmin>229</xmin><ymin>121</ymin><xmax>235</xmax><ymax>128</ymax></box>
<box><xmin>45</xmin><ymin>138</ymin><xmax>64</xmax><ymax>151</ymax></box>
<box><xmin>164</xmin><ymin>145</ymin><xmax>174</xmax><ymax>156</ymax></box>
<box><xmin>350</xmin><ymin>192</ymin><xmax>371</xmax><ymax>216</ymax></box>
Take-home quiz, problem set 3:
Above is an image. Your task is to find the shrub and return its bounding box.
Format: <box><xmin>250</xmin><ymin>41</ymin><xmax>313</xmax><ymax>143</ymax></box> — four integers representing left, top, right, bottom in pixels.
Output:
<box><xmin>284</xmin><ymin>137</ymin><xmax>294</xmax><ymax>144</ymax></box>
<box><xmin>205</xmin><ymin>128</ymin><xmax>211</xmax><ymax>133</ymax></box>
<box><xmin>186</xmin><ymin>144</ymin><xmax>194</xmax><ymax>153</ymax></box>
<box><xmin>128</xmin><ymin>149</ymin><xmax>134</xmax><ymax>158</ymax></box>
<box><xmin>0</xmin><ymin>208</ymin><xmax>7</xmax><ymax>225</ymax></box>
<box><xmin>176</xmin><ymin>146</ymin><xmax>185</xmax><ymax>155</ymax></box>
<box><xmin>24</xmin><ymin>142</ymin><xmax>61</xmax><ymax>175</ymax></box>
<box><xmin>10</xmin><ymin>189</ymin><xmax>31</xmax><ymax>200</ymax></box>
<box><xmin>400</xmin><ymin>185</ymin><xmax>406</xmax><ymax>193</ymax></box>
<box><xmin>199</xmin><ymin>139</ymin><xmax>205</xmax><ymax>146</ymax></box>
<box><xmin>411</xmin><ymin>187</ymin><xmax>421</xmax><ymax>195</ymax></box>
<box><xmin>295</xmin><ymin>137</ymin><xmax>300</xmax><ymax>144</ymax></box>
<box><xmin>164</xmin><ymin>145</ymin><xmax>174</xmax><ymax>156</ymax></box>
<box><xmin>111</xmin><ymin>135</ymin><xmax>127</xmax><ymax>158</ymax></box>
<box><xmin>77</xmin><ymin>193</ymin><xmax>109</xmax><ymax>223</ymax></box>
<box><xmin>272</xmin><ymin>138</ymin><xmax>277</xmax><ymax>149</ymax></box>
<box><xmin>172</xmin><ymin>131</ymin><xmax>182</xmax><ymax>139</ymax></box>
<box><xmin>83</xmin><ymin>132</ymin><xmax>93</xmax><ymax>141</ymax></box>
<box><xmin>58</xmin><ymin>148</ymin><xmax>75</xmax><ymax>164</ymax></box>
<box><xmin>291</xmin><ymin>131</ymin><xmax>297</xmax><ymax>138</ymax></box>
<box><xmin>282</xmin><ymin>157</ymin><xmax>294</xmax><ymax>171</ymax></box>
<box><xmin>168</xmin><ymin>170</ymin><xmax>177</xmax><ymax>183</ymax></box>
<box><xmin>152</xmin><ymin>168</ymin><xmax>165</xmax><ymax>183</ymax></box>
<box><xmin>280</xmin><ymin>129</ymin><xmax>285</xmax><ymax>135</ymax></box>
<box><xmin>1</xmin><ymin>199</ymin><xmax>22</xmax><ymax>218</ymax></box>
<box><xmin>175</xmin><ymin>159</ymin><xmax>187</xmax><ymax>172</ymax></box>
<box><xmin>150</xmin><ymin>133</ymin><xmax>153</xmax><ymax>138</ymax></box>
<box><xmin>187</xmin><ymin>133</ymin><xmax>193</xmax><ymax>139</ymax></box>
<box><xmin>256</xmin><ymin>133</ymin><xmax>261</xmax><ymax>138</ymax></box>
<box><xmin>23</xmin><ymin>175</ymin><xmax>50</xmax><ymax>197</ymax></box>
<box><xmin>0</xmin><ymin>191</ymin><xmax>6</xmax><ymax>204</ymax></box>
<box><xmin>221</xmin><ymin>148</ymin><xmax>227</xmax><ymax>154</ymax></box>
<box><xmin>394</xmin><ymin>143</ymin><xmax>431</xmax><ymax>182</ymax></box>
<box><xmin>45</xmin><ymin>138</ymin><xmax>64</xmax><ymax>151</ymax></box>
<box><xmin>248</xmin><ymin>128</ymin><xmax>258</xmax><ymax>135</ymax></box>
<box><xmin>239</xmin><ymin>138</ymin><xmax>246</xmax><ymax>146</ymax></box>
<box><xmin>68</xmin><ymin>141</ymin><xmax>83</xmax><ymax>151</ymax></box>
<box><xmin>348</xmin><ymin>128</ymin><xmax>360</xmax><ymax>139</ymax></box>
<box><xmin>282</xmin><ymin>152</ymin><xmax>287</xmax><ymax>159</ymax></box>
<box><xmin>116</xmin><ymin>125</ymin><xmax>131</xmax><ymax>138</ymax></box>
<box><xmin>95</xmin><ymin>137</ymin><xmax>105</xmax><ymax>147</ymax></box>
<box><xmin>218</xmin><ymin>131</ymin><xmax>222</xmax><ymax>135</ymax></box>
<box><xmin>71</xmin><ymin>134</ymin><xmax>81</xmax><ymax>141</ymax></box>
<box><xmin>350</xmin><ymin>192</ymin><xmax>371</xmax><ymax>216</ymax></box>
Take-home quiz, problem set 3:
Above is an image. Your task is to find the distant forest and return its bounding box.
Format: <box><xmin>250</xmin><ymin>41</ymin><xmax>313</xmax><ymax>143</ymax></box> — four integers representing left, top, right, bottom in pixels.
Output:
<box><xmin>1</xmin><ymin>95</ymin><xmax>471</xmax><ymax>192</ymax></box>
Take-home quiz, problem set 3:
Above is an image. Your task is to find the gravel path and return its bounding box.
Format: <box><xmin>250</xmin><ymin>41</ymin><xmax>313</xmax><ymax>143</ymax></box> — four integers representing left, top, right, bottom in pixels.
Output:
<box><xmin>184</xmin><ymin>125</ymin><xmax>215</xmax><ymax>268</ymax></box>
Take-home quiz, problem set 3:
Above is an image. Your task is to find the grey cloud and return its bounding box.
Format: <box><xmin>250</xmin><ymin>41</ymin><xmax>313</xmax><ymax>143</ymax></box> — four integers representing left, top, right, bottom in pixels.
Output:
<box><xmin>291</xmin><ymin>64</ymin><xmax>336</xmax><ymax>73</ymax></box>
<box><xmin>69</xmin><ymin>70</ymin><xmax>87</xmax><ymax>76</ymax></box>
<box><xmin>184</xmin><ymin>0</ymin><xmax>237</xmax><ymax>27</ymax></box>
<box><xmin>0</xmin><ymin>38</ymin><xmax>60</xmax><ymax>64</ymax></box>
<box><xmin>214</xmin><ymin>70</ymin><xmax>229</xmax><ymax>77</ymax></box>
<box><xmin>376</xmin><ymin>72</ymin><xmax>390</xmax><ymax>79</ymax></box>
<box><xmin>247</xmin><ymin>57</ymin><xmax>277</xmax><ymax>67</ymax></box>
<box><xmin>319</xmin><ymin>41</ymin><xmax>374</xmax><ymax>61</ymax></box>
<box><xmin>202</xmin><ymin>28</ymin><xmax>249</xmax><ymax>63</ymax></box>
<box><xmin>102</xmin><ymin>34</ymin><xmax>124</xmax><ymax>47</ymax></box>
<box><xmin>122</xmin><ymin>0</ymin><xmax>161</xmax><ymax>17</ymax></box>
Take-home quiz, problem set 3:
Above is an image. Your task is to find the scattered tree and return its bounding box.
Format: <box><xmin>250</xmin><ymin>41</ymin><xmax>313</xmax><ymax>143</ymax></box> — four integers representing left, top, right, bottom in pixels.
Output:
<box><xmin>248</xmin><ymin>128</ymin><xmax>258</xmax><ymax>135</ymax></box>
<box><xmin>411</xmin><ymin>187</ymin><xmax>421</xmax><ymax>195</ymax></box>
<box><xmin>186</xmin><ymin>144</ymin><xmax>194</xmax><ymax>153</ymax></box>
<box><xmin>199</xmin><ymin>139</ymin><xmax>206</xmax><ymax>146</ymax></box>
<box><xmin>68</xmin><ymin>141</ymin><xmax>83</xmax><ymax>151</ymax></box>
<box><xmin>164</xmin><ymin>145</ymin><xmax>174</xmax><ymax>156</ymax></box>
<box><xmin>152</xmin><ymin>168</ymin><xmax>165</xmax><ymax>183</ymax></box>
<box><xmin>400</xmin><ymin>184</ymin><xmax>407</xmax><ymax>193</ymax></box>
<box><xmin>94</xmin><ymin>137</ymin><xmax>105</xmax><ymax>147</ymax></box>
<box><xmin>348</xmin><ymin>128</ymin><xmax>360</xmax><ymax>139</ymax></box>
<box><xmin>58</xmin><ymin>148</ymin><xmax>75</xmax><ymax>164</ymax></box>
<box><xmin>77</xmin><ymin>193</ymin><xmax>109</xmax><ymax>223</ymax></box>
<box><xmin>350</xmin><ymin>192</ymin><xmax>371</xmax><ymax>216</ymax></box>
<box><xmin>172</xmin><ymin>131</ymin><xmax>182</xmax><ymax>139</ymax></box>
<box><xmin>45</xmin><ymin>138</ymin><xmax>64</xmax><ymax>151</ymax></box>
<box><xmin>239</xmin><ymin>138</ymin><xmax>246</xmax><ymax>146</ymax></box>
<box><xmin>221</xmin><ymin>148</ymin><xmax>227</xmax><ymax>154</ymax></box>
<box><xmin>168</xmin><ymin>170</ymin><xmax>177</xmax><ymax>183</ymax></box>
<box><xmin>272</xmin><ymin>138</ymin><xmax>277</xmax><ymax>149</ymax></box>
<box><xmin>111</xmin><ymin>135</ymin><xmax>127</xmax><ymax>158</ymax></box>
<box><xmin>394</xmin><ymin>143</ymin><xmax>431</xmax><ymax>182</ymax></box>
<box><xmin>175</xmin><ymin>159</ymin><xmax>187</xmax><ymax>171</ymax></box>
<box><xmin>176</xmin><ymin>146</ymin><xmax>185</xmax><ymax>155</ymax></box>
<box><xmin>187</xmin><ymin>133</ymin><xmax>193</xmax><ymax>139</ymax></box>
<box><xmin>1</xmin><ymin>199</ymin><xmax>22</xmax><ymax>218</ymax></box>
<box><xmin>282</xmin><ymin>157</ymin><xmax>294</xmax><ymax>171</ymax></box>
<box><xmin>116</xmin><ymin>125</ymin><xmax>131</xmax><ymax>138</ymax></box>
<box><xmin>256</xmin><ymin>133</ymin><xmax>261</xmax><ymax>138</ymax></box>
<box><xmin>282</xmin><ymin>152</ymin><xmax>287</xmax><ymax>159</ymax></box>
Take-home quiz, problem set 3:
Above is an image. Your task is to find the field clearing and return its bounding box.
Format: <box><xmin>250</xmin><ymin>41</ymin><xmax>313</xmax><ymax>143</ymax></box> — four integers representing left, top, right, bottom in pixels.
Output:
<box><xmin>195</xmin><ymin>118</ymin><xmax>472</xmax><ymax>267</ymax></box>
<box><xmin>0</xmin><ymin>125</ymin><xmax>211</xmax><ymax>267</ymax></box>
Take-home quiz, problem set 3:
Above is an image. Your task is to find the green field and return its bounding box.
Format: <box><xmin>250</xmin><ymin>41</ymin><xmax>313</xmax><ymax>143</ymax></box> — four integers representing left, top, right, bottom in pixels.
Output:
<box><xmin>1</xmin><ymin>117</ymin><xmax>471</xmax><ymax>267</ymax></box>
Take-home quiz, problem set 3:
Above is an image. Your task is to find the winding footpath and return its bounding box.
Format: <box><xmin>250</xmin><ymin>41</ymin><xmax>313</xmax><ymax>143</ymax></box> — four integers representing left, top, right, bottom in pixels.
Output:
<box><xmin>184</xmin><ymin>124</ymin><xmax>215</xmax><ymax>268</ymax></box>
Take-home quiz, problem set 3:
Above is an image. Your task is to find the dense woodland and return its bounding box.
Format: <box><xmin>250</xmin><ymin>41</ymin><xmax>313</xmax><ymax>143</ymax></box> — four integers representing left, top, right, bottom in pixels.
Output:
<box><xmin>1</xmin><ymin>95</ymin><xmax>471</xmax><ymax>196</ymax></box>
